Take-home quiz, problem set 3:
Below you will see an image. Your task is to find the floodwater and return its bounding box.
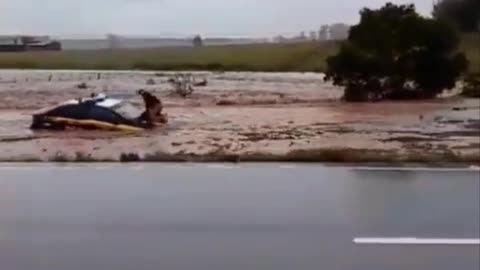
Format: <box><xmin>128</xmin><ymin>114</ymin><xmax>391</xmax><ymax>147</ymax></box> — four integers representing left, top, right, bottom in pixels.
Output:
<box><xmin>1</xmin><ymin>70</ymin><xmax>478</xmax><ymax>163</ymax></box>
<box><xmin>0</xmin><ymin>164</ymin><xmax>479</xmax><ymax>270</ymax></box>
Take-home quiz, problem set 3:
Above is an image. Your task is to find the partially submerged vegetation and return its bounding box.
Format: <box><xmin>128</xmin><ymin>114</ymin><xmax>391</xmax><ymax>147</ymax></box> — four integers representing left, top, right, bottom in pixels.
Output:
<box><xmin>325</xmin><ymin>3</ymin><xmax>469</xmax><ymax>102</ymax></box>
<box><xmin>0</xmin><ymin>148</ymin><xmax>477</xmax><ymax>164</ymax></box>
<box><xmin>462</xmin><ymin>73</ymin><xmax>480</xmax><ymax>98</ymax></box>
<box><xmin>433</xmin><ymin>0</ymin><xmax>479</xmax><ymax>33</ymax></box>
<box><xmin>137</xmin><ymin>148</ymin><xmax>480</xmax><ymax>164</ymax></box>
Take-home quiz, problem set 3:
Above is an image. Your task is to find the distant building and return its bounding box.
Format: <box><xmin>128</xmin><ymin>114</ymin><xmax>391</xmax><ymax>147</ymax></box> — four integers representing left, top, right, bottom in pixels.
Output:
<box><xmin>0</xmin><ymin>36</ymin><xmax>62</xmax><ymax>52</ymax></box>
<box><xmin>58</xmin><ymin>37</ymin><xmax>267</xmax><ymax>50</ymax></box>
<box><xmin>318</xmin><ymin>25</ymin><xmax>330</xmax><ymax>41</ymax></box>
<box><xmin>106</xmin><ymin>34</ymin><xmax>120</xmax><ymax>50</ymax></box>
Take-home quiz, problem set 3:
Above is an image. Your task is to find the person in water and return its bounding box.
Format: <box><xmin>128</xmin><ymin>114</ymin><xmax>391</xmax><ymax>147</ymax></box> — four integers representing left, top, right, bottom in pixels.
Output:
<box><xmin>138</xmin><ymin>89</ymin><xmax>167</xmax><ymax>126</ymax></box>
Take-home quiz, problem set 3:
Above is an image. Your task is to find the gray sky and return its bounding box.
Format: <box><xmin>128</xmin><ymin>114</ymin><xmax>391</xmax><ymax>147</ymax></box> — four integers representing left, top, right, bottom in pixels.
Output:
<box><xmin>0</xmin><ymin>0</ymin><xmax>433</xmax><ymax>38</ymax></box>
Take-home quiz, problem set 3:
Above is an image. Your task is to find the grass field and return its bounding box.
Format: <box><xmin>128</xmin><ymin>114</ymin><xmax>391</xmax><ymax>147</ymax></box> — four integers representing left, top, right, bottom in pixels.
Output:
<box><xmin>0</xmin><ymin>42</ymin><xmax>339</xmax><ymax>72</ymax></box>
<box><xmin>0</xmin><ymin>35</ymin><xmax>477</xmax><ymax>72</ymax></box>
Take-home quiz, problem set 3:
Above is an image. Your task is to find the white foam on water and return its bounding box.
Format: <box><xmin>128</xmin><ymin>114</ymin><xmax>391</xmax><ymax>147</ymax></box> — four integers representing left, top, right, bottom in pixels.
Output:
<box><xmin>206</xmin><ymin>164</ymin><xmax>237</xmax><ymax>169</ymax></box>
<box><xmin>354</xmin><ymin>237</ymin><xmax>480</xmax><ymax>245</ymax></box>
<box><xmin>469</xmin><ymin>165</ymin><xmax>480</xmax><ymax>171</ymax></box>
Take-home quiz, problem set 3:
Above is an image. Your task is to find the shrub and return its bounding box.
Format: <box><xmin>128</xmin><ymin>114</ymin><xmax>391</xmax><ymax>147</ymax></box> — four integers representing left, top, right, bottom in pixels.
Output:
<box><xmin>462</xmin><ymin>73</ymin><xmax>480</xmax><ymax>97</ymax></box>
<box><xmin>120</xmin><ymin>153</ymin><xmax>140</xmax><ymax>162</ymax></box>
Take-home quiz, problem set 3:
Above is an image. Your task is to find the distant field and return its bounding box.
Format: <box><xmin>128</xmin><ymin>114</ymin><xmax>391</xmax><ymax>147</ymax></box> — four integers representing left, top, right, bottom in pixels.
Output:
<box><xmin>0</xmin><ymin>35</ymin><xmax>477</xmax><ymax>72</ymax></box>
<box><xmin>0</xmin><ymin>42</ymin><xmax>338</xmax><ymax>72</ymax></box>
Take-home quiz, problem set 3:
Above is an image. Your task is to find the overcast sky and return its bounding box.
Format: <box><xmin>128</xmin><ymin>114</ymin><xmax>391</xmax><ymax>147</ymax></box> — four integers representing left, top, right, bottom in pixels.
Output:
<box><xmin>0</xmin><ymin>0</ymin><xmax>433</xmax><ymax>38</ymax></box>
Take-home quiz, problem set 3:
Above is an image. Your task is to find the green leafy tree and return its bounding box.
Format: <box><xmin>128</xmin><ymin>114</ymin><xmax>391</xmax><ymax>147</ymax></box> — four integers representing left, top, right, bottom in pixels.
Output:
<box><xmin>433</xmin><ymin>0</ymin><xmax>480</xmax><ymax>33</ymax></box>
<box><xmin>325</xmin><ymin>3</ymin><xmax>468</xmax><ymax>102</ymax></box>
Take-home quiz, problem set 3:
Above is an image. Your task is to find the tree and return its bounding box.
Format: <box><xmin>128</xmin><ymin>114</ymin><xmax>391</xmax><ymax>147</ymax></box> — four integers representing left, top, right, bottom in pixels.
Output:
<box><xmin>193</xmin><ymin>35</ymin><xmax>203</xmax><ymax>47</ymax></box>
<box><xmin>329</xmin><ymin>23</ymin><xmax>350</xmax><ymax>40</ymax></box>
<box><xmin>325</xmin><ymin>3</ymin><xmax>468</xmax><ymax>102</ymax></box>
<box><xmin>433</xmin><ymin>0</ymin><xmax>480</xmax><ymax>32</ymax></box>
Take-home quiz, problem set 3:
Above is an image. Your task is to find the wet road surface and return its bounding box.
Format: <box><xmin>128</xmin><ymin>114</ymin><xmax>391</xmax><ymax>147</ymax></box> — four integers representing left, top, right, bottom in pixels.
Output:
<box><xmin>0</xmin><ymin>164</ymin><xmax>479</xmax><ymax>270</ymax></box>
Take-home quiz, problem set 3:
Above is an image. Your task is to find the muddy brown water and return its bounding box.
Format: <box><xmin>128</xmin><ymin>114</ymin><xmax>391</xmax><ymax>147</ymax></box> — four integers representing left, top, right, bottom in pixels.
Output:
<box><xmin>0</xmin><ymin>70</ymin><xmax>479</xmax><ymax>162</ymax></box>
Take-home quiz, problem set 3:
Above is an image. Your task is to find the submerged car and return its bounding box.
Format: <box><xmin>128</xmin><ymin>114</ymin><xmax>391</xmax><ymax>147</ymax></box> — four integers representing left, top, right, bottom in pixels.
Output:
<box><xmin>31</xmin><ymin>94</ymin><xmax>151</xmax><ymax>132</ymax></box>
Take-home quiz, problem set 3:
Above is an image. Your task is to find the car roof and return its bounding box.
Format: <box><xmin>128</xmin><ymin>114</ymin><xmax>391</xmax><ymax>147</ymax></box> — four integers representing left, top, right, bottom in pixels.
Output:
<box><xmin>33</xmin><ymin>95</ymin><xmax>124</xmax><ymax>115</ymax></box>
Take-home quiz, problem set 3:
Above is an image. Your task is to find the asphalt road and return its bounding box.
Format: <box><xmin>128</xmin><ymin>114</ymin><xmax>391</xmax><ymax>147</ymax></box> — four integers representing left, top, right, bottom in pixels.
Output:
<box><xmin>0</xmin><ymin>164</ymin><xmax>479</xmax><ymax>270</ymax></box>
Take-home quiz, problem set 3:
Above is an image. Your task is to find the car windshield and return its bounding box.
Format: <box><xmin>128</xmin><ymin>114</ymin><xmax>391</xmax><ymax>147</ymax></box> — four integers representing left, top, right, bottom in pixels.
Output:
<box><xmin>110</xmin><ymin>101</ymin><xmax>143</xmax><ymax>120</ymax></box>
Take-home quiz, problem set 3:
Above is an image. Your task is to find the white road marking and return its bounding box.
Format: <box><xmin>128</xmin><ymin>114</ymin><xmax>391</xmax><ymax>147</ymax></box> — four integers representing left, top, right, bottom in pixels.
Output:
<box><xmin>354</xmin><ymin>238</ymin><xmax>480</xmax><ymax>245</ymax></box>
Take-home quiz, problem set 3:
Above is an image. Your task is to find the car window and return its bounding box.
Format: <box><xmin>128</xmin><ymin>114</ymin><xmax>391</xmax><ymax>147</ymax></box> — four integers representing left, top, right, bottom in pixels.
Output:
<box><xmin>111</xmin><ymin>102</ymin><xmax>143</xmax><ymax>120</ymax></box>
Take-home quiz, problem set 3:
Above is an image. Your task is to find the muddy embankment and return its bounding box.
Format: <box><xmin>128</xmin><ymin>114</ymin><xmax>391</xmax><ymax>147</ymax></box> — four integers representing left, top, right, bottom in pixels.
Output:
<box><xmin>0</xmin><ymin>70</ymin><xmax>479</xmax><ymax>164</ymax></box>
